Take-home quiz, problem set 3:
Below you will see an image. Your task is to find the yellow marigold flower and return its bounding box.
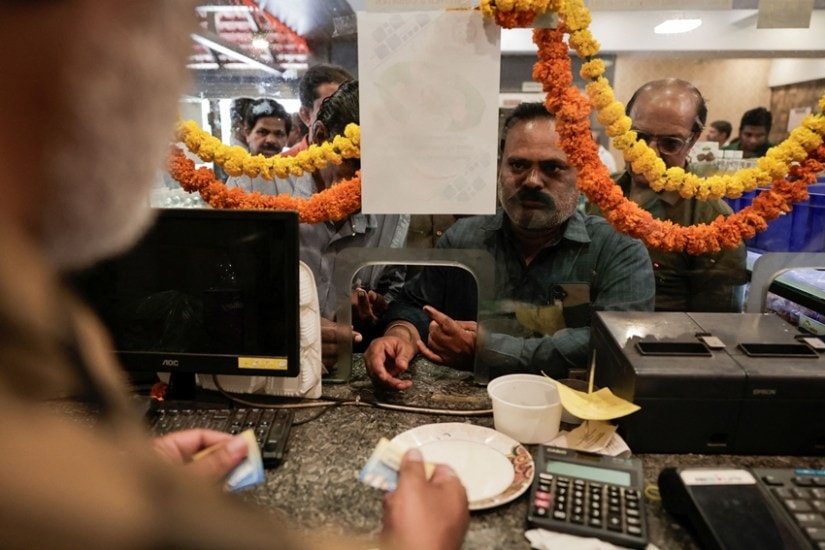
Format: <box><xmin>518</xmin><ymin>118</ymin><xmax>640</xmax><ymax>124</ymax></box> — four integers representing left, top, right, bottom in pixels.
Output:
<box><xmin>596</xmin><ymin>102</ymin><xmax>625</xmax><ymax>126</ymax></box>
<box><xmin>569</xmin><ymin>30</ymin><xmax>600</xmax><ymax>58</ymax></box>
<box><xmin>802</xmin><ymin>114</ymin><xmax>825</xmax><ymax>135</ymax></box>
<box><xmin>791</xmin><ymin>127</ymin><xmax>823</xmax><ymax>151</ymax></box>
<box><xmin>580</xmin><ymin>59</ymin><xmax>605</xmax><ymax>80</ymax></box>
<box><xmin>664</xmin><ymin>167</ymin><xmax>686</xmax><ymax>192</ymax></box>
<box><xmin>606</xmin><ymin>116</ymin><xmax>632</xmax><ymax>139</ymax></box>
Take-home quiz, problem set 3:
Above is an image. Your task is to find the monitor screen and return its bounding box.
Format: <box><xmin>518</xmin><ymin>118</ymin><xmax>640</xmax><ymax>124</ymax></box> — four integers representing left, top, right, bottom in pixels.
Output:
<box><xmin>71</xmin><ymin>208</ymin><xmax>300</xmax><ymax>378</ymax></box>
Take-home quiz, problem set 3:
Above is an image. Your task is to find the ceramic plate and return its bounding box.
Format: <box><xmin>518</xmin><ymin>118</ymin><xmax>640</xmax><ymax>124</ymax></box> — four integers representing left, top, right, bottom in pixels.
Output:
<box><xmin>391</xmin><ymin>423</ymin><xmax>534</xmax><ymax>511</ymax></box>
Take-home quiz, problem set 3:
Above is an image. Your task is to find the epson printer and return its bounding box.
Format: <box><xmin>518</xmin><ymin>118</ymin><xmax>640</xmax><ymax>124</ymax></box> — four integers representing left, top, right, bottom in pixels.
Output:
<box><xmin>591</xmin><ymin>311</ymin><xmax>825</xmax><ymax>455</ymax></box>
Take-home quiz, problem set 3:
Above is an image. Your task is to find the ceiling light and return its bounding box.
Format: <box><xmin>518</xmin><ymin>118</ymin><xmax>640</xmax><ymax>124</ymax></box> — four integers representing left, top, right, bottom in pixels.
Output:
<box><xmin>654</xmin><ymin>18</ymin><xmax>702</xmax><ymax>34</ymax></box>
<box><xmin>252</xmin><ymin>33</ymin><xmax>269</xmax><ymax>50</ymax></box>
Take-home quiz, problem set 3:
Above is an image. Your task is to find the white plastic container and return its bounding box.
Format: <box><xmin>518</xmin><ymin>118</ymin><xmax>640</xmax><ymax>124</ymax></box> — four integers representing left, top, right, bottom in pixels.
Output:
<box><xmin>487</xmin><ymin>374</ymin><xmax>562</xmax><ymax>444</ymax></box>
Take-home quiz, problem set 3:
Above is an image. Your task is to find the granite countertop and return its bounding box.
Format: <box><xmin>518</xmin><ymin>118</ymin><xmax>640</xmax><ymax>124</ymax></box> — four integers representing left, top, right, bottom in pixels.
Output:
<box><xmin>52</xmin><ymin>358</ymin><xmax>825</xmax><ymax>549</ymax></box>
<box><xmin>232</xmin><ymin>357</ymin><xmax>825</xmax><ymax>549</ymax></box>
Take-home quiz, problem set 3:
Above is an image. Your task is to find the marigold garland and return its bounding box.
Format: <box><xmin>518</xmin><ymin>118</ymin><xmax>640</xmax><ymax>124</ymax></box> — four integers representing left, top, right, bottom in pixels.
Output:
<box><xmin>168</xmin><ymin>146</ymin><xmax>361</xmax><ymax>224</ymax></box>
<box><xmin>167</xmin><ymin>0</ymin><xmax>825</xmax><ymax>253</ymax></box>
<box><xmin>482</xmin><ymin>0</ymin><xmax>825</xmax><ymax>202</ymax></box>
<box><xmin>481</xmin><ymin>0</ymin><xmax>825</xmax><ymax>253</ymax></box>
<box><xmin>176</xmin><ymin>119</ymin><xmax>361</xmax><ymax>180</ymax></box>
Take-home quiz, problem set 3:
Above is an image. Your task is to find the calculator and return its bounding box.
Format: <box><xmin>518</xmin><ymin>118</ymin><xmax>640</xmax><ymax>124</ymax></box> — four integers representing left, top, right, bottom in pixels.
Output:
<box><xmin>526</xmin><ymin>445</ymin><xmax>648</xmax><ymax>549</ymax></box>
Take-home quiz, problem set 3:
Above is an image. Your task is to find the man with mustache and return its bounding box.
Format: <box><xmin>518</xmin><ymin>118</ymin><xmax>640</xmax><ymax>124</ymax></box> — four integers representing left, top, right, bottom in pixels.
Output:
<box><xmin>244</xmin><ymin>98</ymin><xmax>292</xmax><ymax>158</ymax></box>
<box><xmin>365</xmin><ymin>102</ymin><xmax>655</xmax><ymax>390</ymax></box>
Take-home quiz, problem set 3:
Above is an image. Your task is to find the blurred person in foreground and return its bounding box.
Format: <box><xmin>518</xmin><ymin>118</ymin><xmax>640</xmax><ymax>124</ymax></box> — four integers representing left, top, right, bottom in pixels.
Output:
<box><xmin>592</xmin><ymin>78</ymin><xmax>747</xmax><ymax>312</ymax></box>
<box><xmin>0</xmin><ymin>2</ymin><xmax>467</xmax><ymax>549</ymax></box>
<box><xmin>365</xmin><ymin>102</ymin><xmax>655</xmax><ymax>391</ymax></box>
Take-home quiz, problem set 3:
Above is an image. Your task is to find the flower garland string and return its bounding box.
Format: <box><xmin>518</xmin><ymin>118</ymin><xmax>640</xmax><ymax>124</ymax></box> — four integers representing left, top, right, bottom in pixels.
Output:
<box><xmin>167</xmin><ymin>0</ymin><xmax>825</xmax><ymax>251</ymax></box>
<box><xmin>167</xmin><ymin>146</ymin><xmax>361</xmax><ymax>224</ymax></box>
<box><xmin>481</xmin><ymin>0</ymin><xmax>825</xmax><ymax>253</ymax></box>
<box><xmin>482</xmin><ymin>0</ymin><xmax>825</xmax><ymax>202</ymax></box>
<box><xmin>176</xmin><ymin>119</ymin><xmax>361</xmax><ymax>180</ymax></box>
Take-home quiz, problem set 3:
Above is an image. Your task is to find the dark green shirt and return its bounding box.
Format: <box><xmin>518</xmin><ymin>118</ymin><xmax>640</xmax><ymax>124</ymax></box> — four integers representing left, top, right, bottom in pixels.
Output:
<box><xmin>589</xmin><ymin>173</ymin><xmax>748</xmax><ymax>313</ymax></box>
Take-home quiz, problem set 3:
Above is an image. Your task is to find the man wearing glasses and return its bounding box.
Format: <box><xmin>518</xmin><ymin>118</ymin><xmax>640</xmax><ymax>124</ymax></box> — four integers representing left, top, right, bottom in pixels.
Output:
<box><xmin>592</xmin><ymin>78</ymin><xmax>747</xmax><ymax>312</ymax></box>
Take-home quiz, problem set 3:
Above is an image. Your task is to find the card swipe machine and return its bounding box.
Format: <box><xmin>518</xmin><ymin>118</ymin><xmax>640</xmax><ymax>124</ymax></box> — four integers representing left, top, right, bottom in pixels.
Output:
<box><xmin>659</xmin><ymin>467</ymin><xmax>818</xmax><ymax>549</ymax></box>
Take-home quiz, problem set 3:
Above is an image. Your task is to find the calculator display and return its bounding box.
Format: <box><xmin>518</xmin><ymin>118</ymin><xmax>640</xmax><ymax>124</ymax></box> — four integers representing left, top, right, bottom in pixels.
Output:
<box><xmin>546</xmin><ymin>460</ymin><xmax>631</xmax><ymax>487</ymax></box>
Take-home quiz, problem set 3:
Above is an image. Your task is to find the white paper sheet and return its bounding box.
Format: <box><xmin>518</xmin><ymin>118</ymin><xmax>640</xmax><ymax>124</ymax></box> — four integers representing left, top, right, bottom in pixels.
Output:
<box><xmin>357</xmin><ymin>9</ymin><xmax>501</xmax><ymax>214</ymax></box>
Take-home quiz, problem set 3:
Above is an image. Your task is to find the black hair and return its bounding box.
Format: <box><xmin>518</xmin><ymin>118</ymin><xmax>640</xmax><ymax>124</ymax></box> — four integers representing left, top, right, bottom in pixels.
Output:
<box><xmin>298</xmin><ymin>63</ymin><xmax>354</xmax><ymax>109</ymax></box>
<box><xmin>243</xmin><ymin>98</ymin><xmax>292</xmax><ymax>135</ymax></box>
<box><xmin>315</xmin><ymin>79</ymin><xmax>359</xmax><ymax>140</ymax></box>
<box><xmin>710</xmin><ymin>120</ymin><xmax>732</xmax><ymax>138</ymax></box>
<box><xmin>500</xmin><ymin>102</ymin><xmax>554</xmax><ymax>153</ymax></box>
<box><xmin>739</xmin><ymin>107</ymin><xmax>772</xmax><ymax>133</ymax></box>
<box><xmin>625</xmin><ymin>78</ymin><xmax>707</xmax><ymax>135</ymax></box>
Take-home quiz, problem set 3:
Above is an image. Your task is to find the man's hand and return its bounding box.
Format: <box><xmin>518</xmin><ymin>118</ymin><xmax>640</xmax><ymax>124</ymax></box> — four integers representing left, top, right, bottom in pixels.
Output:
<box><xmin>153</xmin><ymin>429</ymin><xmax>249</xmax><ymax>483</ymax></box>
<box><xmin>417</xmin><ymin>305</ymin><xmax>477</xmax><ymax>371</ymax></box>
<box><xmin>364</xmin><ymin>328</ymin><xmax>419</xmax><ymax>391</ymax></box>
<box><xmin>351</xmin><ymin>288</ymin><xmax>388</xmax><ymax>330</ymax></box>
<box><xmin>382</xmin><ymin>448</ymin><xmax>469</xmax><ymax>550</ymax></box>
<box><xmin>320</xmin><ymin>317</ymin><xmax>363</xmax><ymax>370</ymax></box>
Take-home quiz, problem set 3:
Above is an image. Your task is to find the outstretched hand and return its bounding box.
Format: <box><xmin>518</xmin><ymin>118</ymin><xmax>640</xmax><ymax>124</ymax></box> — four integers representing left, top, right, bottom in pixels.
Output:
<box><xmin>382</xmin><ymin>448</ymin><xmax>469</xmax><ymax>550</ymax></box>
<box><xmin>417</xmin><ymin>305</ymin><xmax>477</xmax><ymax>371</ymax></box>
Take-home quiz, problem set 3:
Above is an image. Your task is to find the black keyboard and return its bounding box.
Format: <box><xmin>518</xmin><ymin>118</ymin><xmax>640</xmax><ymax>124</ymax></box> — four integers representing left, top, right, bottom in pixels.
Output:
<box><xmin>147</xmin><ymin>403</ymin><xmax>293</xmax><ymax>468</ymax></box>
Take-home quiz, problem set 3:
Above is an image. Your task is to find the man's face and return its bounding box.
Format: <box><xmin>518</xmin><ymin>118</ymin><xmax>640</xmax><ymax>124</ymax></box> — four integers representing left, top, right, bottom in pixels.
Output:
<box><xmin>246</xmin><ymin>117</ymin><xmax>288</xmax><ymax>157</ymax></box>
<box><xmin>299</xmin><ymin>81</ymin><xmax>341</xmax><ymax>128</ymax></box>
<box><xmin>705</xmin><ymin>126</ymin><xmax>727</xmax><ymax>146</ymax></box>
<box><xmin>628</xmin><ymin>89</ymin><xmax>698</xmax><ymax>188</ymax></box>
<box><xmin>739</xmin><ymin>124</ymin><xmax>769</xmax><ymax>155</ymax></box>
<box><xmin>498</xmin><ymin>117</ymin><xmax>579</xmax><ymax>231</ymax></box>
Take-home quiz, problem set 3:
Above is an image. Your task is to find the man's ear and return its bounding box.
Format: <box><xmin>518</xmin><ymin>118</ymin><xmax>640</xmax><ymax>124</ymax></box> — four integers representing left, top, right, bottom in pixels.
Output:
<box><xmin>299</xmin><ymin>105</ymin><xmax>312</xmax><ymax>128</ymax></box>
<box><xmin>310</xmin><ymin>120</ymin><xmax>329</xmax><ymax>146</ymax></box>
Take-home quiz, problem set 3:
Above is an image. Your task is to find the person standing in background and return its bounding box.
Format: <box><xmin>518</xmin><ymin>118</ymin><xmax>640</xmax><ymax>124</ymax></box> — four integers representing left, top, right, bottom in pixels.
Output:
<box><xmin>244</xmin><ymin>98</ymin><xmax>292</xmax><ymax>157</ymax></box>
<box><xmin>704</xmin><ymin>120</ymin><xmax>732</xmax><ymax>147</ymax></box>
<box><xmin>0</xmin><ymin>1</ymin><xmax>468</xmax><ymax>548</ymax></box>
<box><xmin>282</xmin><ymin>63</ymin><xmax>354</xmax><ymax>157</ymax></box>
<box><xmin>724</xmin><ymin>107</ymin><xmax>774</xmax><ymax>158</ymax></box>
<box><xmin>591</xmin><ymin>78</ymin><xmax>747</xmax><ymax>312</ymax></box>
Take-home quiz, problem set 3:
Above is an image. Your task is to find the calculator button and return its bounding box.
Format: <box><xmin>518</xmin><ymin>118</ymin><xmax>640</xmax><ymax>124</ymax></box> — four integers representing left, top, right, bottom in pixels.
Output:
<box><xmin>813</xmin><ymin>501</ymin><xmax>825</xmax><ymax>513</ymax></box>
<box><xmin>785</xmin><ymin>499</ymin><xmax>813</xmax><ymax>513</ymax></box>
<box><xmin>607</xmin><ymin>516</ymin><xmax>623</xmax><ymax>532</ymax></box>
<box><xmin>588</xmin><ymin>517</ymin><xmax>603</xmax><ymax>528</ymax></box>
<box><xmin>773</xmin><ymin>487</ymin><xmax>793</xmax><ymax>499</ymax></box>
<box><xmin>553</xmin><ymin>510</ymin><xmax>567</xmax><ymax>521</ymax></box>
<box><xmin>793</xmin><ymin>487</ymin><xmax>814</xmax><ymax>499</ymax></box>
<box><xmin>571</xmin><ymin>514</ymin><xmax>585</xmax><ymax>524</ymax></box>
<box><xmin>534</xmin><ymin>506</ymin><xmax>548</xmax><ymax>518</ymax></box>
<box><xmin>762</xmin><ymin>475</ymin><xmax>784</xmax><ymax>486</ymax></box>
<box><xmin>626</xmin><ymin>508</ymin><xmax>640</xmax><ymax>518</ymax></box>
<box><xmin>795</xmin><ymin>477</ymin><xmax>816</xmax><ymax>487</ymax></box>
<box><xmin>627</xmin><ymin>516</ymin><xmax>642</xmax><ymax>527</ymax></box>
<box><xmin>795</xmin><ymin>513</ymin><xmax>825</xmax><ymax>527</ymax></box>
<box><xmin>626</xmin><ymin>499</ymin><xmax>640</xmax><ymax>510</ymax></box>
<box><xmin>627</xmin><ymin>525</ymin><xmax>643</xmax><ymax>537</ymax></box>
<box><xmin>806</xmin><ymin>527</ymin><xmax>825</xmax><ymax>542</ymax></box>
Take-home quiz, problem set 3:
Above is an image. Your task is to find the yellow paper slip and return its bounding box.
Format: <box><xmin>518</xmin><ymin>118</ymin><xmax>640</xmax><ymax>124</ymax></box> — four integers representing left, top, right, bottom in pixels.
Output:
<box><xmin>545</xmin><ymin>375</ymin><xmax>641</xmax><ymax>421</ymax></box>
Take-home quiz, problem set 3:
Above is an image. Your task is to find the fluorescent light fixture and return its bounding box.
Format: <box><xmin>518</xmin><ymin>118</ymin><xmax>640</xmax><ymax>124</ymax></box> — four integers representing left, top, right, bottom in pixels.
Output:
<box><xmin>190</xmin><ymin>32</ymin><xmax>281</xmax><ymax>75</ymax></box>
<box><xmin>654</xmin><ymin>18</ymin><xmax>702</xmax><ymax>34</ymax></box>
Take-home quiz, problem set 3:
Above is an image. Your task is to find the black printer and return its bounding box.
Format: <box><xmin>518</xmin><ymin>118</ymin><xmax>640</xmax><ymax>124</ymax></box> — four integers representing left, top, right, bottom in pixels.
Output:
<box><xmin>591</xmin><ymin>311</ymin><xmax>825</xmax><ymax>455</ymax></box>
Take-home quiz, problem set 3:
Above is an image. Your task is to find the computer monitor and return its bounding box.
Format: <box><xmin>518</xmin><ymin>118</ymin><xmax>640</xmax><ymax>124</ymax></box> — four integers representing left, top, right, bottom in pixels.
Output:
<box><xmin>71</xmin><ymin>209</ymin><xmax>300</xmax><ymax>384</ymax></box>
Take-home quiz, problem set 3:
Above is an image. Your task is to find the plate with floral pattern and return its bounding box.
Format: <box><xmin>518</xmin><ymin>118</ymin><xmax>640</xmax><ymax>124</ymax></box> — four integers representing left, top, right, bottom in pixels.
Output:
<box><xmin>391</xmin><ymin>422</ymin><xmax>535</xmax><ymax>510</ymax></box>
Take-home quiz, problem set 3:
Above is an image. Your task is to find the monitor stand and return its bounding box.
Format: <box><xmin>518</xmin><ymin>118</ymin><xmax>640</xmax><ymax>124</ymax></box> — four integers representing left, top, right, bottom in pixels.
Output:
<box><xmin>165</xmin><ymin>372</ymin><xmax>197</xmax><ymax>401</ymax></box>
